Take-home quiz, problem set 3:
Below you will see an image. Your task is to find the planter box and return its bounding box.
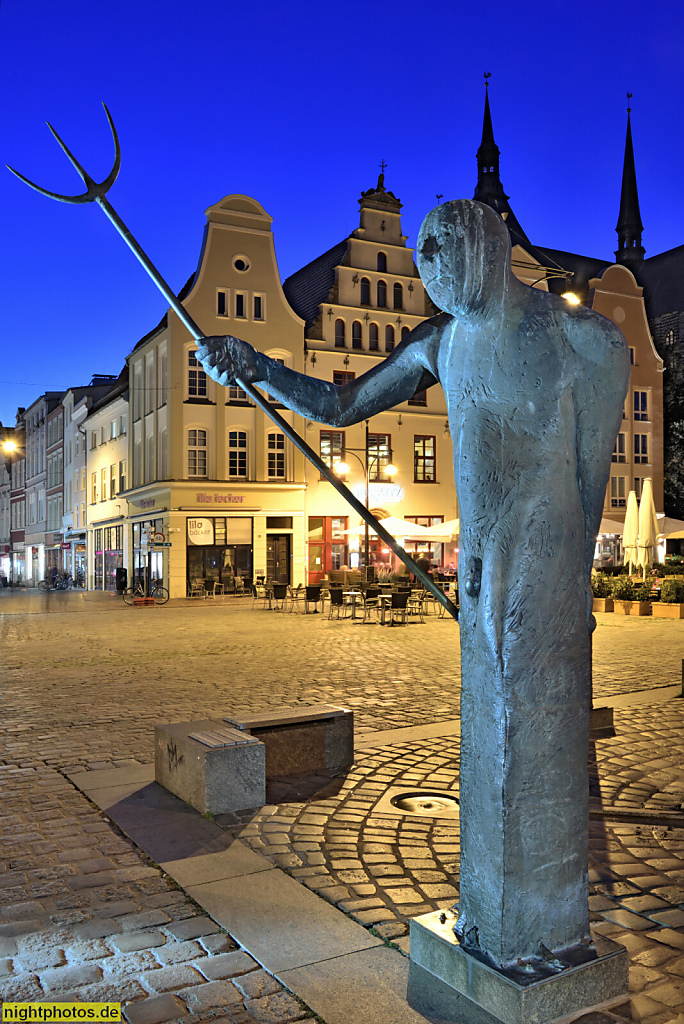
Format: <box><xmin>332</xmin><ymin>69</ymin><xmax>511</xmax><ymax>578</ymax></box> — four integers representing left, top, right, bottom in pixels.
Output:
<box><xmin>593</xmin><ymin>598</ymin><xmax>614</xmax><ymax>612</ymax></box>
<box><xmin>614</xmin><ymin>599</ymin><xmax>652</xmax><ymax>616</ymax></box>
<box><xmin>652</xmin><ymin>602</ymin><xmax>684</xmax><ymax>619</ymax></box>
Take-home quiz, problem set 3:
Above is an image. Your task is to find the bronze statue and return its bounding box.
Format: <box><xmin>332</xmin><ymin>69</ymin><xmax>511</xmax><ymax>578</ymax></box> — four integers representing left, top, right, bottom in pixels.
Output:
<box><xmin>197</xmin><ymin>199</ymin><xmax>631</xmax><ymax>971</ymax></box>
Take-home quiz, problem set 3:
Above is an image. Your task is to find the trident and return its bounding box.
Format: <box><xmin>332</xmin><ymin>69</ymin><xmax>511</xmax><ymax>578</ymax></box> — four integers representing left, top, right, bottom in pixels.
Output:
<box><xmin>9</xmin><ymin>105</ymin><xmax>457</xmax><ymax>619</ymax></box>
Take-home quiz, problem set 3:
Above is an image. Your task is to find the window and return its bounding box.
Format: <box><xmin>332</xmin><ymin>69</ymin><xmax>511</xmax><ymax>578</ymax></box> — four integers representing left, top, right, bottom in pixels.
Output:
<box><xmin>335</xmin><ymin>319</ymin><xmax>346</xmax><ymax>347</ymax></box>
<box><xmin>634</xmin><ymin>434</ymin><xmax>649</xmax><ymax>464</ymax></box>
<box><xmin>217</xmin><ymin>289</ymin><xmax>228</xmax><ymax>317</ymax></box>
<box><xmin>90</xmin><ymin>431</ymin><xmax>97</xmax><ymax>450</ymax></box>
<box><xmin>91</xmin><ymin>473</ymin><xmax>97</xmax><ymax>504</ymax></box>
<box><xmin>75</xmin><ymin>434</ymin><xmax>80</xmax><ymax>456</ymax></box>
<box><xmin>133</xmin><ymin>363</ymin><xmax>142</xmax><ymax>420</ymax></box>
<box><xmin>110</xmin><ymin>419</ymin><xmax>117</xmax><ymax>440</ymax></box>
<box><xmin>369</xmin><ymin>323</ymin><xmax>379</xmax><ymax>351</ymax></box>
<box><xmin>352</xmin><ymin>321</ymin><xmax>363</xmax><ymax>349</ymax></box>
<box><xmin>610</xmin><ymin>475</ymin><xmax>626</xmax><ymax>508</ymax></box>
<box><xmin>377</xmin><ymin>280</ymin><xmax>387</xmax><ymax>307</ymax></box>
<box><xmin>235</xmin><ymin>292</ymin><xmax>246</xmax><ymax>318</ymax></box>
<box><xmin>612</xmin><ymin>433</ymin><xmax>626</xmax><ymax>463</ymax></box>
<box><xmin>120</xmin><ymin>414</ymin><xmax>127</xmax><ymax>435</ymax></box>
<box><xmin>110</xmin><ymin>464</ymin><xmax>117</xmax><ymax>498</ymax></box>
<box><xmin>228</xmin><ymin>384</ymin><xmax>247</xmax><ymax>401</ymax></box>
<box><xmin>402</xmin><ymin>326</ymin><xmax>410</xmax><ymax>340</ymax></box>
<box><xmin>629</xmin><ymin>347</ymin><xmax>635</xmax><ymax>365</ymax></box>
<box><xmin>320</xmin><ymin>430</ymin><xmax>345</xmax><ymax>478</ymax></box>
<box><xmin>101</xmin><ymin>426</ymin><xmax>107</xmax><ymax>445</ymax></box>
<box><xmin>414</xmin><ymin>435</ymin><xmax>436</xmax><ymax>482</ymax></box>
<box><xmin>393</xmin><ymin>283</ymin><xmax>404</xmax><ymax>310</ymax></box>
<box><xmin>360</xmin><ymin>278</ymin><xmax>371</xmax><ymax>305</ymax></box>
<box><xmin>188</xmin><ymin>429</ymin><xmax>207</xmax><ymax>477</ymax></box>
<box><xmin>188</xmin><ymin>350</ymin><xmax>207</xmax><ymax>398</ymax></box>
<box><xmin>368</xmin><ymin>433</ymin><xmax>392</xmax><ymax>481</ymax></box>
<box><xmin>253</xmin><ymin>294</ymin><xmax>264</xmax><ymax>320</ymax></box>
<box><xmin>119</xmin><ymin>460</ymin><xmax>127</xmax><ymax>493</ymax></box>
<box><xmin>145</xmin><ymin>434</ymin><xmax>154</xmax><ymax>484</ymax></box>
<box><xmin>145</xmin><ymin>359</ymin><xmax>155</xmax><ymax>414</ymax></box>
<box><xmin>158</xmin><ymin>428</ymin><xmax>167</xmax><ymax>479</ymax></box>
<box><xmin>333</xmin><ymin>370</ymin><xmax>355</xmax><ymax>387</ymax></box>
<box><xmin>409</xmin><ymin>389</ymin><xmax>428</xmax><ymax>407</ymax></box>
<box><xmin>377</xmin><ymin>252</ymin><xmax>387</xmax><ymax>272</ymax></box>
<box><xmin>267</xmin><ymin>432</ymin><xmax>285</xmax><ymax>478</ymax></box>
<box><xmin>634</xmin><ymin>477</ymin><xmax>643</xmax><ymax>499</ymax></box>
<box><xmin>385</xmin><ymin>325</ymin><xmax>395</xmax><ymax>352</ymax></box>
<box><xmin>101</xmin><ymin>468</ymin><xmax>107</xmax><ymax>502</ymax></box>
<box><xmin>158</xmin><ymin>348</ymin><xmax>168</xmax><ymax>407</ymax></box>
<box><xmin>633</xmin><ymin>390</ymin><xmax>648</xmax><ymax>421</ymax></box>
<box><xmin>228</xmin><ymin>430</ymin><xmax>247</xmax><ymax>478</ymax></box>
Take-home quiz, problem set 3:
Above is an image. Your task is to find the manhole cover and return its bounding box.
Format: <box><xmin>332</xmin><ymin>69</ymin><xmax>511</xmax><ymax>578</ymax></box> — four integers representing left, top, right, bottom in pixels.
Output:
<box><xmin>389</xmin><ymin>791</ymin><xmax>459</xmax><ymax>816</ymax></box>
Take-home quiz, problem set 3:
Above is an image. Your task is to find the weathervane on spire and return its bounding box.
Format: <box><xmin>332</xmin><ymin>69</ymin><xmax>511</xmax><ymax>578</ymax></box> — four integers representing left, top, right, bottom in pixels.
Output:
<box><xmin>377</xmin><ymin>158</ymin><xmax>387</xmax><ymax>190</ymax></box>
<box><xmin>484</xmin><ymin>71</ymin><xmax>491</xmax><ymax>88</ymax></box>
<box><xmin>627</xmin><ymin>91</ymin><xmax>633</xmax><ymax>113</ymax></box>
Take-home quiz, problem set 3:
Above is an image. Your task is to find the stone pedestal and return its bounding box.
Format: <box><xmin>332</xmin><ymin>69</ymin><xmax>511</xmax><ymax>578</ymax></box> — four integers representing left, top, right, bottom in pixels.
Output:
<box><xmin>155</xmin><ymin>719</ymin><xmax>265</xmax><ymax>815</ymax></box>
<box><xmin>409</xmin><ymin>911</ymin><xmax>629</xmax><ymax>1024</ymax></box>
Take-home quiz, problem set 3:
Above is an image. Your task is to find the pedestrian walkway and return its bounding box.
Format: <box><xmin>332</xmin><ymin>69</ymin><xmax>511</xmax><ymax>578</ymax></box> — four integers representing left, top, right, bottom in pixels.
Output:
<box><xmin>1</xmin><ymin>599</ymin><xmax>683</xmax><ymax>1022</ymax></box>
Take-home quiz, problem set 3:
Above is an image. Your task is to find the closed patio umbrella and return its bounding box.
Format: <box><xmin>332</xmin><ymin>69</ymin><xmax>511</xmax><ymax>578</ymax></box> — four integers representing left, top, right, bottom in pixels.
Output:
<box><xmin>622</xmin><ymin>491</ymin><xmax>639</xmax><ymax>573</ymax></box>
<box><xmin>637</xmin><ymin>478</ymin><xmax>658</xmax><ymax>580</ymax></box>
<box><xmin>422</xmin><ymin>517</ymin><xmax>460</xmax><ymax>542</ymax></box>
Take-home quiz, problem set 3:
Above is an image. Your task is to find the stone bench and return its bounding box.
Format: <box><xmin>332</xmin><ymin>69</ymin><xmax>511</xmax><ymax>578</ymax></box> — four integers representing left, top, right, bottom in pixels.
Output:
<box><xmin>223</xmin><ymin>704</ymin><xmax>353</xmax><ymax>777</ymax></box>
<box><xmin>155</xmin><ymin>719</ymin><xmax>265</xmax><ymax>815</ymax></box>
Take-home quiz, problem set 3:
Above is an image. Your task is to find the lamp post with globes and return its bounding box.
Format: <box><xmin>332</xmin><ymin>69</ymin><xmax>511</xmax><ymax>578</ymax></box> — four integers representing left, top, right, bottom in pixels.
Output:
<box><xmin>335</xmin><ymin>420</ymin><xmax>396</xmax><ymax>573</ymax></box>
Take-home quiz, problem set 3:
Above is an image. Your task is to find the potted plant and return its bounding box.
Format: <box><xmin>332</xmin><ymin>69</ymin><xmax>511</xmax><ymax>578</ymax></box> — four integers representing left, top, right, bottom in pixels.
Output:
<box><xmin>652</xmin><ymin>578</ymin><xmax>684</xmax><ymax>619</ymax></box>
<box><xmin>611</xmin><ymin>575</ymin><xmax>638</xmax><ymax>615</ymax></box>
<box><xmin>592</xmin><ymin>573</ymin><xmax>613</xmax><ymax>612</ymax></box>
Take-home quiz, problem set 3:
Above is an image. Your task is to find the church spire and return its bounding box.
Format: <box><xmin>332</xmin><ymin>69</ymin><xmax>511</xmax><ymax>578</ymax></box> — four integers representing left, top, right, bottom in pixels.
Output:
<box><xmin>473</xmin><ymin>73</ymin><xmax>509</xmax><ymax>211</ymax></box>
<box><xmin>615</xmin><ymin>94</ymin><xmax>645</xmax><ymax>266</ymax></box>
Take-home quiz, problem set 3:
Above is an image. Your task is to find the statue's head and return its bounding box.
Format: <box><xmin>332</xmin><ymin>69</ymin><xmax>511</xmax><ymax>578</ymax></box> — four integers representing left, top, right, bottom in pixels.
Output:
<box><xmin>417</xmin><ymin>199</ymin><xmax>511</xmax><ymax>316</ymax></box>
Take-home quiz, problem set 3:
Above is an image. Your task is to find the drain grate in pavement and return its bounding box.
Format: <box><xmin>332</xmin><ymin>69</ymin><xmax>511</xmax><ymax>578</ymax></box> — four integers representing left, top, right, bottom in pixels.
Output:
<box><xmin>372</xmin><ymin>786</ymin><xmax>460</xmax><ymax>819</ymax></box>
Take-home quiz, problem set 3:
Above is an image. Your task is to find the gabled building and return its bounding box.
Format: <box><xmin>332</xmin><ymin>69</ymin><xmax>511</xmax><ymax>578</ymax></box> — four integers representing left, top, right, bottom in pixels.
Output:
<box><xmin>22</xmin><ymin>392</ymin><xmax>65</xmax><ymax>585</ymax></box>
<box><xmin>283</xmin><ymin>174</ymin><xmax>458</xmax><ymax>580</ymax></box>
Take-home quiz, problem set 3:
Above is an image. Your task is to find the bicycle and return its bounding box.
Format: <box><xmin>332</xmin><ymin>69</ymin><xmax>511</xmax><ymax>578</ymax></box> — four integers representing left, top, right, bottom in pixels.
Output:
<box><xmin>122</xmin><ymin>581</ymin><xmax>170</xmax><ymax>605</ymax></box>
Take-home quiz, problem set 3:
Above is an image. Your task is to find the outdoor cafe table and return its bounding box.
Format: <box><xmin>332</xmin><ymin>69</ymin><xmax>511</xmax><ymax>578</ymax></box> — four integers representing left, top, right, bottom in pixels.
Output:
<box><xmin>343</xmin><ymin>590</ymin><xmax>362</xmax><ymax>619</ymax></box>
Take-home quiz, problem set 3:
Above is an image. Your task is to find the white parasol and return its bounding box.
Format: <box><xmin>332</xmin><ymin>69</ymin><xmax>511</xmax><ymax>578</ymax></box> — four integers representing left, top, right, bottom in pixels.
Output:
<box><xmin>637</xmin><ymin>478</ymin><xmax>658</xmax><ymax>580</ymax></box>
<box><xmin>622</xmin><ymin>491</ymin><xmax>639</xmax><ymax>573</ymax></box>
<box><xmin>343</xmin><ymin>516</ymin><xmax>430</xmax><ymax>540</ymax></box>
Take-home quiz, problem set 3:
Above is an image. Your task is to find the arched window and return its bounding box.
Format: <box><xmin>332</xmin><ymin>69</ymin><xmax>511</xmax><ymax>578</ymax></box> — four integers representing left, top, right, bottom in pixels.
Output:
<box><xmin>385</xmin><ymin>325</ymin><xmax>395</xmax><ymax>352</ymax></box>
<box><xmin>393</xmin><ymin>283</ymin><xmax>403</xmax><ymax>310</ymax></box>
<box><xmin>352</xmin><ymin>321</ymin><xmax>363</xmax><ymax>349</ymax></box>
<box><xmin>377</xmin><ymin>280</ymin><xmax>387</xmax><ymax>308</ymax></box>
<box><xmin>188</xmin><ymin>429</ymin><xmax>207</xmax><ymax>477</ymax></box>
<box><xmin>401</xmin><ymin>326</ymin><xmax>410</xmax><ymax>340</ymax></box>
<box><xmin>369</xmin><ymin>323</ymin><xmax>379</xmax><ymax>351</ymax></box>
<box><xmin>335</xmin><ymin>319</ymin><xmax>346</xmax><ymax>347</ymax></box>
<box><xmin>360</xmin><ymin>278</ymin><xmax>371</xmax><ymax>305</ymax></box>
<box><xmin>377</xmin><ymin>252</ymin><xmax>387</xmax><ymax>273</ymax></box>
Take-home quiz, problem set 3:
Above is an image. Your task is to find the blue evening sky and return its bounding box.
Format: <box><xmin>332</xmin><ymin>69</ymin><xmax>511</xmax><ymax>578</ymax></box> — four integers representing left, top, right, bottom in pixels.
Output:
<box><xmin>1</xmin><ymin>0</ymin><xmax>682</xmax><ymax>425</ymax></box>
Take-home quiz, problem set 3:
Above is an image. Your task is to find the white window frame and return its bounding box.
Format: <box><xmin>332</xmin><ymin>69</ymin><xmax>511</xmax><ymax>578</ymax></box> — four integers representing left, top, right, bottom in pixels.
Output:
<box><xmin>188</xmin><ymin>428</ymin><xmax>208</xmax><ymax>478</ymax></box>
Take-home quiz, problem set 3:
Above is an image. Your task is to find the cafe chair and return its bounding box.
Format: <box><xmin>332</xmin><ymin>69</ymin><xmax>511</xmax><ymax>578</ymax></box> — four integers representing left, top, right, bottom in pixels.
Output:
<box><xmin>289</xmin><ymin>583</ymin><xmax>304</xmax><ymax>612</ymax></box>
<box><xmin>407</xmin><ymin>590</ymin><xmax>426</xmax><ymax>623</ymax></box>
<box><xmin>361</xmin><ymin>586</ymin><xmax>381</xmax><ymax>623</ymax></box>
<box><xmin>188</xmin><ymin>578</ymin><xmax>206</xmax><ymax>599</ymax></box>
<box><xmin>250</xmin><ymin>581</ymin><xmax>270</xmax><ymax>610</ymax></box>
<box><xmin>327</xmin><ymin>587</ymin><xmax>348</xmax><ymax>619</ymax></box>
<box><xmin>272</xmin><ymin>583</ymin><xmax>289</xmax><ymax>611</ymax></box>
<box><xmin>383</xmin><ymin>590</ymin><xmax>409</xmax><ymax>626</ymax></box>
<box><xmin>304</xmin><ymin>584</ymin><xmax>322</xmax><ymax>614</ymax></box>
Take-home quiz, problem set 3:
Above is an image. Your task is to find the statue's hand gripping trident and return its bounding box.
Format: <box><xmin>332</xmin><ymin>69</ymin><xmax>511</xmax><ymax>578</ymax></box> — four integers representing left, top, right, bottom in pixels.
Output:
<box><xmin>8</xmin><ymin>104</ymin><xmax>457</xmax><ymax>618</ymax></box>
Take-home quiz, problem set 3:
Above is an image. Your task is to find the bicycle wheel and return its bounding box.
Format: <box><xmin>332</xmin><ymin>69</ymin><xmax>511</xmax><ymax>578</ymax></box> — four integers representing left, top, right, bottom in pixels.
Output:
<box><xmin>151</xmin><ymin>586</ymin><xmax>169</xmax><ymax>605</ymax></box>
<box><xmin>38</xmin><ymin>580</ymin><xmax>49</xmax><ymax>592</ymax></box>
<box><xmin>122</xmin><ymin>587</ymin><xmax>137</xmax><ymax>606</ymax></box>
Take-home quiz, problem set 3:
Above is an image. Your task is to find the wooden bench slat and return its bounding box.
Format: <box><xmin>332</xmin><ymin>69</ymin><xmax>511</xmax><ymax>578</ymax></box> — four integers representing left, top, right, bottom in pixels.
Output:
<box><xmin>224</xmin><ymin>704</ymin><xmax>348</xmax><ymax>730</ymax></box>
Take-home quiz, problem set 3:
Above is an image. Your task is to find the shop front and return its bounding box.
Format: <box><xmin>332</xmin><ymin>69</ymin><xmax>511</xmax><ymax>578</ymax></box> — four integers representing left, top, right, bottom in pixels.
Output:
<box><xmin>187</xmin><ymin>516</ymin><xmax>252</xmax><ymax>591</ymax></box>
<box><xmin>307</xmin><ymin>516</ymin><xmax>348</xmax><ymax>583</ymax></box>
<box><xmin>132</xmin><ymin>518</ymin><xmax>166</xmax><ymax>589</ymax></box>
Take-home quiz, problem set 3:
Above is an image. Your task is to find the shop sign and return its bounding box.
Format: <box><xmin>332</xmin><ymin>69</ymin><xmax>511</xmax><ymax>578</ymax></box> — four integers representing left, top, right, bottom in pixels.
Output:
<box><xmin>0</xmin><ymin>544</ymin><xmax>9</xmax><ymax>554</ymax></box>
<box><xmin>197</xmin><ymin>493</ymin><xmax>245</xmax><ymax>504</ymax></box>
<box><xmin>351</xmin><ymin>483</ymin><xmax>404</xmax><ymax>505</ymax></box>
<box><xmin>187</xmin><ymin>518</ymin><xmax>215</xmax><ymax>545</ymax></box>
<box><xmin>61</xmin><ymin>543</ymin><xmax>71</xmax><ymax>550</ymax></box>
<box><xmin>139</xmin><ymin>498</ymin><xmax>156</xmax><ymax>510</ymax></box>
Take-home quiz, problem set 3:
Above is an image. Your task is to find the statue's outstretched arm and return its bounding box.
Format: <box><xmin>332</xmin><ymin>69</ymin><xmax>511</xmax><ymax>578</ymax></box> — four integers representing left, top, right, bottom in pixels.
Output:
<box><xmin>196</xmin><ymin>318</ymin><xmax>442</xmax><ymax>427</ymax></box>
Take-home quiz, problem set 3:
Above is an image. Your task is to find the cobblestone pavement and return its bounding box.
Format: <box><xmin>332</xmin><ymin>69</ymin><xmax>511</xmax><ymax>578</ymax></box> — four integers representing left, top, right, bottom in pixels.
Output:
<box><xmin>1</xmin><ymin>592</ymin><xmax>684</xmax><ymax>1022</ymax></box>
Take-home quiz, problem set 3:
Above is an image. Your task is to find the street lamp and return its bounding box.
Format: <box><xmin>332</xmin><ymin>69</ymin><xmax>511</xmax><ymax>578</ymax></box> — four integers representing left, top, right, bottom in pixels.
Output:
<box><xmin>335</xmin><ymin>420</ymin><xmax>396</xmax><ymax>572</ymax></box>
